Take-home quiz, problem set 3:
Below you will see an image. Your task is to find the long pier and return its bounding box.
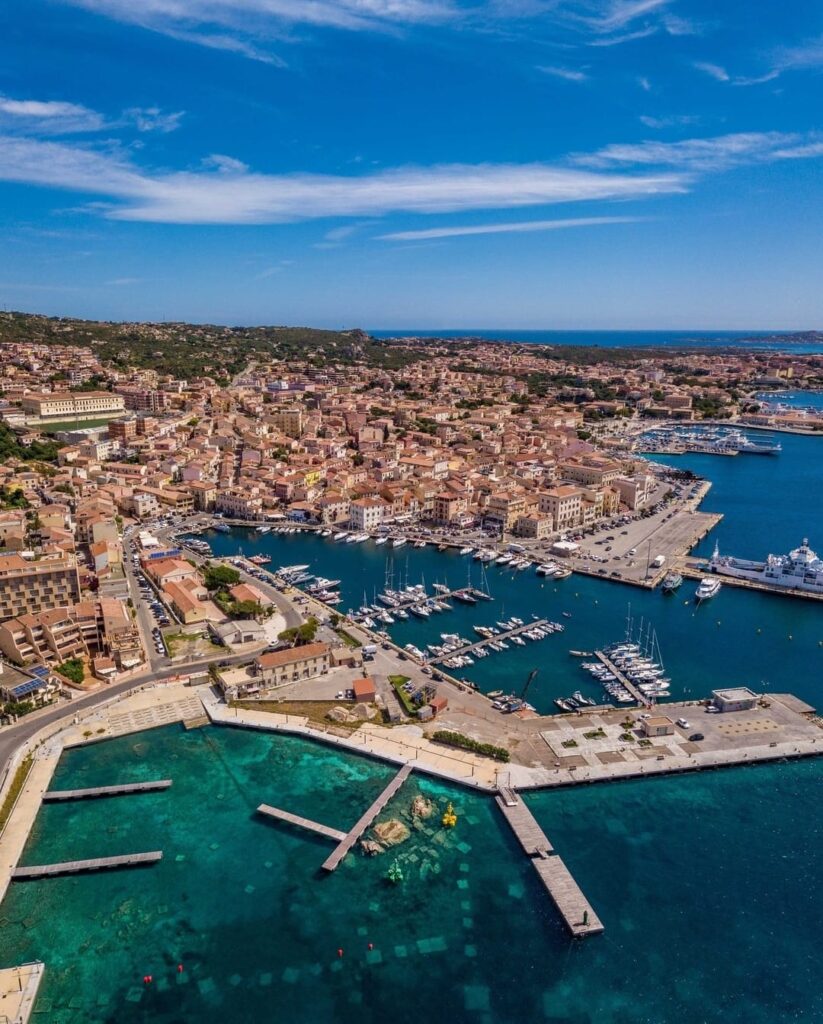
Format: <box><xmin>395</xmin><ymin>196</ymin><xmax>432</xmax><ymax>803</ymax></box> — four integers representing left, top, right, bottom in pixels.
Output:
<box><xmin>322</xmin><ymin>764</ymin><xmax>413</xmax><ymax>871</ymax></box>
<box><xmin>43</xmin><ymin>779</ymin><xmax>172</xmax><ymax>802</ymax></box>
<box><xmin>495</xmin><ymin>791</ymin><xmax>603</xmax><ymax>938</ymax></box>
<box><xmin>593</xmin><ymin>650</ymin><xmax>651</xmax><ymax>708</ymax></box>
<box><xmin>256</xmin><ymin>805</ymin><xmax>346</xmax><ymax>842</ymax></box>
<box><xmin>429</xmin><ymin>620</ymin><xmax>551</xmax><ymax>665</ymax></box>
<box><xmin>13</xmin><ymin>851</ymin><xmax>163</xmax><ymax>880</ymax></box>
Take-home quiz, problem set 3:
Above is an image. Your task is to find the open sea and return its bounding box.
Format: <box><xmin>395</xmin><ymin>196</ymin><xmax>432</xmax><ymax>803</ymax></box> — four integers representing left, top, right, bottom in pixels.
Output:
<box><xmin>370</xmin><ymin>329</ymin><xmax>823</xmax><ymax>353</ymax></box>
<box><xmin>3</xmin><ymin>423</ymin><xmax>823</xmax><ymax>1022</ymax></box>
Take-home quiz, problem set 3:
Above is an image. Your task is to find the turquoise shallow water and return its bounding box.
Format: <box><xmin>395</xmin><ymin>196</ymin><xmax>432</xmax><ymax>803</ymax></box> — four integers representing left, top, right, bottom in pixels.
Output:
<box><xmin>3</xmin><ymin>725</ymin><xmax>823</xmax><ymax>1023</ymax></box>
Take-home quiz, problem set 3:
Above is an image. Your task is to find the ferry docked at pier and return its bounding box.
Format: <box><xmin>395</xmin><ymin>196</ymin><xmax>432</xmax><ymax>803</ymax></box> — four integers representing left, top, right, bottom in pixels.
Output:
<box><xmin>707</xmin><ymin>538</ymin><xmax>823</xmax><ymax>596</ymax></box>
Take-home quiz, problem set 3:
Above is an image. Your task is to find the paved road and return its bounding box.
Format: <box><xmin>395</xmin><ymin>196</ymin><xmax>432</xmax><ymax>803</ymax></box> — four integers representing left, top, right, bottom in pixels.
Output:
<box><xmin>0</xmin><ymin>651</ymin><xmax>254</xmax><ymax>780</ymax></box>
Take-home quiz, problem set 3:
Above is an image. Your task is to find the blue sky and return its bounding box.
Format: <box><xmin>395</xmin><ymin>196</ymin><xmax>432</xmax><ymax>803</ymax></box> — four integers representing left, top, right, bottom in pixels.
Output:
<box><xmin>1</xmin><ymin>0</ymin><xmax>822</xmax><ymax>329</ymax></box>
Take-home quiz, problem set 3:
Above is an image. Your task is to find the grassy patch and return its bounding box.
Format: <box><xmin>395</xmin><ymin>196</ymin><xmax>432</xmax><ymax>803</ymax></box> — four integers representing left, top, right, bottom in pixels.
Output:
<box><xmin>164</xmin><ymin>630</ymin><xmax>222</xmax><ymax>658</ymax></box>
<box><xmin>619</xmin><ymin>732</ymin><xmax>636</xmax><ymax>742</ymax></box>
<box><xmin>561</xmin><ymin>738</ymin><xmax>579</xmax><ymax>749</ymax></box>
<box><xmin>583</xmin><ymin>728</ymin><xmax>606</xmax><ymax>740</ymax></box>
<box><xmin>56</xmin><ymin>658</ymin><xmax>85</xmax><ymax>685</ymax></box>
<box><xmin>0</xmin><ymin>755</ymin><xmax>33</xmax><ymax>834</ymax></box>
<box><xmin>388</xmin><ymin>675</ymin><xmax>416</xmax><ymax>715</ymax></box>
<box><xmin>38</xmin><ymin>417</ymin><xmax>117</xmax><ymax>434</ymax></box>
<box><xmin>334</xmin><ymin>627</ymin><xmax>362</xmax><ymax>649</ymax></box>
<box><xmin>233</xmin><ymin>698</ymin><xmax>365</xmax><ymax>731</ymax></box>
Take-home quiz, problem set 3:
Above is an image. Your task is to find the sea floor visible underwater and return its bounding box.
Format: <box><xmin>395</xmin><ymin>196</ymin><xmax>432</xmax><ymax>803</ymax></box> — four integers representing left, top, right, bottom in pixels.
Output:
<box><xmin>2</xmin><ymin>723</ymin><xmax>822</xmax><ymax>1023</ymax></box>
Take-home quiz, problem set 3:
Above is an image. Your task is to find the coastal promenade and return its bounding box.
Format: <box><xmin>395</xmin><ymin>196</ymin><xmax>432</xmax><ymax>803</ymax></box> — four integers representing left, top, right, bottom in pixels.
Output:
<box><xmin>0</xmin><ymin>962</ymin><xmax>44</xmax><ymax>1024</ymax></box>
<box><xmin>495</xmin><ymin>790</ymin><xmax>603</xmax><ymax>937</ymax></box>
<box><xmin>509</xmin><ymin>732</ymin><xmax>823</xmax><ymax>790</ymax></box>
<box><xmin>203</xmin><ymin>691</ymin><xmax>500</xmax><ymax>789</ymax></box>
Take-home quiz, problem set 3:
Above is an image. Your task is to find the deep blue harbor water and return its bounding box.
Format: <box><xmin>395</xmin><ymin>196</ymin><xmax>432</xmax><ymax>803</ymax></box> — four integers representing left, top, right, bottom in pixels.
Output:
<box><xmin>203</xmin><ymin>425</ymin><xmax>823</xmax><ymax>713</ymax></box>
<box><xmin>370</xmin><ymin>329</ymin><xmax>823</xmax><ymax>352</ymax></box>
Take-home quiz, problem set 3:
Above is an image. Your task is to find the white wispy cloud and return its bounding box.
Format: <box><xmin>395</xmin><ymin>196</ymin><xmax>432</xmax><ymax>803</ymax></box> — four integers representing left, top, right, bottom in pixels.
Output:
<box><xmin>0</xmin><ymin>96</ymin><xmax>105</xmax><ymax>134</ymax></box>
<box><xmin>378</xmin><ymin>215</ymin><xmax>643</xmax><ymax>240</ymax></box>
<box><xmin>588</xmin><ymin>25</ymin><xmax>657</xmax><ymax>46</ymax></box>
<box><xmin>61</xmin><ymin>0</ymin><xmax>687</xmax><ymax>59</ymax></box>
<box><xmin>125</xmin><ymin>107</ymin><xmax>185</xmax><ymax>133</ymax></box>
<box><xmin>62</xmin><ymin>0</ymin><xmax>459</xmax><ymax>66</ymax></box>
<box><xmin>693</xmin><ymin>61</ymin><xmax>729</xmax><ymax>82</ymax></box>
<box><xmin>0</xmin><ymin>95</ymin><xmax>184</xmax><ymax>136</ymax></box>
<box><xmin>0</xmin><ymin>135</ymin><xmax>687</xmax><ymax>224</ymax></box>
<box><xmin>639</xmin><ymin>113</ymin><xmax>700</xmax><ymax>129</ymax></box>
<box><xmin>585</xmin><ymin>0</ymin><xmax>669</xmax><ymax>33</ymax></box>
<box><xmin>577</xmin><ymin>131</ymin><xmax>805</xmax><ymax>171</ymax></box>
<box><xmin>537</xmin><ymin>65</ymin><xmax>589</xmax><ymax>81</ymax></box>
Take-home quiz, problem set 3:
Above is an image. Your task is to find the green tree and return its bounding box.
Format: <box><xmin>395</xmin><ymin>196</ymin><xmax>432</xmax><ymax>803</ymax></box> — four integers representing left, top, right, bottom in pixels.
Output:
<box><xmin>203</xmin><ymin>564</ymin><xmax>241</xmax><ymax>590</ymax></box>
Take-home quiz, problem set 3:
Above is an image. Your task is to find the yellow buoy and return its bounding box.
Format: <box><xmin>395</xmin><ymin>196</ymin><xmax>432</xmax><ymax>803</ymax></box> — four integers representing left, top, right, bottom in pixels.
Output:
<box><xmin>441</xmin><ymin>802</ymin><xmax>457</xmax><ymax>828</ymax></box>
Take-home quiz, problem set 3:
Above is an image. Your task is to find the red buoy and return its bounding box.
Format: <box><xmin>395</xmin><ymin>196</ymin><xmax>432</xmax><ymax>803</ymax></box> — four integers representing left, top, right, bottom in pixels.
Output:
<box><xmin>177</xmin><ymin>964</ymin><xmax>184</xmax><ymax>974</ymax></box>
<box><xmin>337</xmin><ymin>948</ymin><xmax>344</xmax><ymax>958</ymax></box>
<box><xmin>367</xmin><ymin>943</ymin><xmax>374</xmax><ymax>951</ymax></box>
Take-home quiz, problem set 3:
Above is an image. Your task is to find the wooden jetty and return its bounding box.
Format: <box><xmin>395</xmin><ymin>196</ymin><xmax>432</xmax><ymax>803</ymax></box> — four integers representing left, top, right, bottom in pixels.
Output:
<box><xmin>593</xmin><ymin>650</ymin><xmax>651</xmax><ymax>708</ymax></box>
<box><xmin>13</xmin><ymin>851</ymin><xmax>163</xmax><ymax>880</ymax></box>
<box><xmin>495</xmin><ymin>791</ymin><xmax>603</xmax><ymax>938</ymax></box>
<box><xmin>429</xmin><ymin>620</ymin><xmax>551</xmax><ymax>665</ymax></box>
<box><xmin>43</xmin><ymin>780</ymin><xmax>172</xmax><ymax>802</ymax></box>
<box><xmin>322</xmin><ymin>764</ymin><xmax>413</xmax><ymax>872</ymax></box>
<box><xmin>255</xmin><ymin>764</ymin><xmax>414</xmax><ymax>873</ymax></box>
<box><xmin>256</xmin><ymin>805</ymin><xmax>346</xmax><ymax>843</ymax></box>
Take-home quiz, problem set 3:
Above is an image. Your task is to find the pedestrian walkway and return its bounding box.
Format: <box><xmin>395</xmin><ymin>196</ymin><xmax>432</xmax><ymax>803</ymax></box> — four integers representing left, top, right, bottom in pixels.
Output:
<box><xmin>0</xmin><ymin>962</ymin><xmax>44</xmax><ymax>1024</ymax></box>
<box><xmin>204</xmin><ymin>693</ymin><xmax>499</xmax><ymax>790</ymax></box>
<box><xmin>0</xmin><ymin>751</ymin><xmax>59</xmax><ymax>904</ymax></box>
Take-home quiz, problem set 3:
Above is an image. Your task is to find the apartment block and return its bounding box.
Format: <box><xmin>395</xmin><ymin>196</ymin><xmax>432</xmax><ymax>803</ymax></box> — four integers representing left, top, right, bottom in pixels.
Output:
<box><xmin>0</xmin><ymin>551</ymin><xmax>82</xmax><ymax>622</ymax></box>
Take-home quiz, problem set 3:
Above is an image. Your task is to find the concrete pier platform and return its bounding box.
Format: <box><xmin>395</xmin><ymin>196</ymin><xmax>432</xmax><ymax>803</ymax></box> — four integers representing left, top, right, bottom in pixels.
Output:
<box><xmin>594</xmin><ymin>650</ymin><xmax>651</xmax><ymax>707</ymax></box>
<box><xmin>256</xmin><ymin>805</ymin><xmax>346</xmax><ymax>842</ymax></box>
<box><xmin>495</xmin><ymin>790</ymin><xmax>602</xmax><ymax>938</ymax></box>
<box><xmin>43</xmin><ymin>780</ymin><xmax>172</xmax><ymax>802</ymax></box>
<box><xmin>322</xmin><ymin>763</ymin><xmax>413</xmax><ymax>871</ymax></box>
<box><xmin>13</xmin><ymin>851</ymin><xmax>162</xmax><ymax>880</ymax></box>
<box><xmin>430</xmin><ymin>621</ymin><xmax>551</xmax><ymax>665</ymax></box>
<box><xmin>0</xmin><ymin>962</ymin><xmax>44</xmax><ymax>1024</ymax></box>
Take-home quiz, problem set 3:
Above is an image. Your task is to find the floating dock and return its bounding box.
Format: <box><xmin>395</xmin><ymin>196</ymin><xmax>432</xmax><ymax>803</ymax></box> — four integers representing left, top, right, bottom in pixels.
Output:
<box><xmin>43</xmin><ymin>780</ymin><xmax>172</xmax><ymax>802</ymax></box>
<box><xmin>593</xmin><ymin>650</ymin><xmax>651</xmax><ymax>708</ymax></box>
<box><xmin>322</xmin><ymin>764</ymin><xmax>413</xmax><ymax>871</ymax></box>
<box><xmin>429</xmin><ymin>620</ymin><xmax>551</xmax><ymax>665</ymax></box>
<box><xmin>12</xmin><ymin>852</ymin><xmax>163</xmax><ymax>880</ymax></box>
<box><xmin>495</xmin><ymin>790</ymin><xmax>603</xmax><ymax>938</ymax></box>
<box><xmin>256</xmin><ymin>805</ymin><xmax>346</xmax><ymax>842</ymax></box>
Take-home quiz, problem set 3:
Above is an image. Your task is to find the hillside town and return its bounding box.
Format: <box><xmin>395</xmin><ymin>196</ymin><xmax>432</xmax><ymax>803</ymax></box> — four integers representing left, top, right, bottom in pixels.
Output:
<box><xmin>0</xmin><ymin>319</ymin><xmax>822</xmax><ymax>712</ymax></box>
